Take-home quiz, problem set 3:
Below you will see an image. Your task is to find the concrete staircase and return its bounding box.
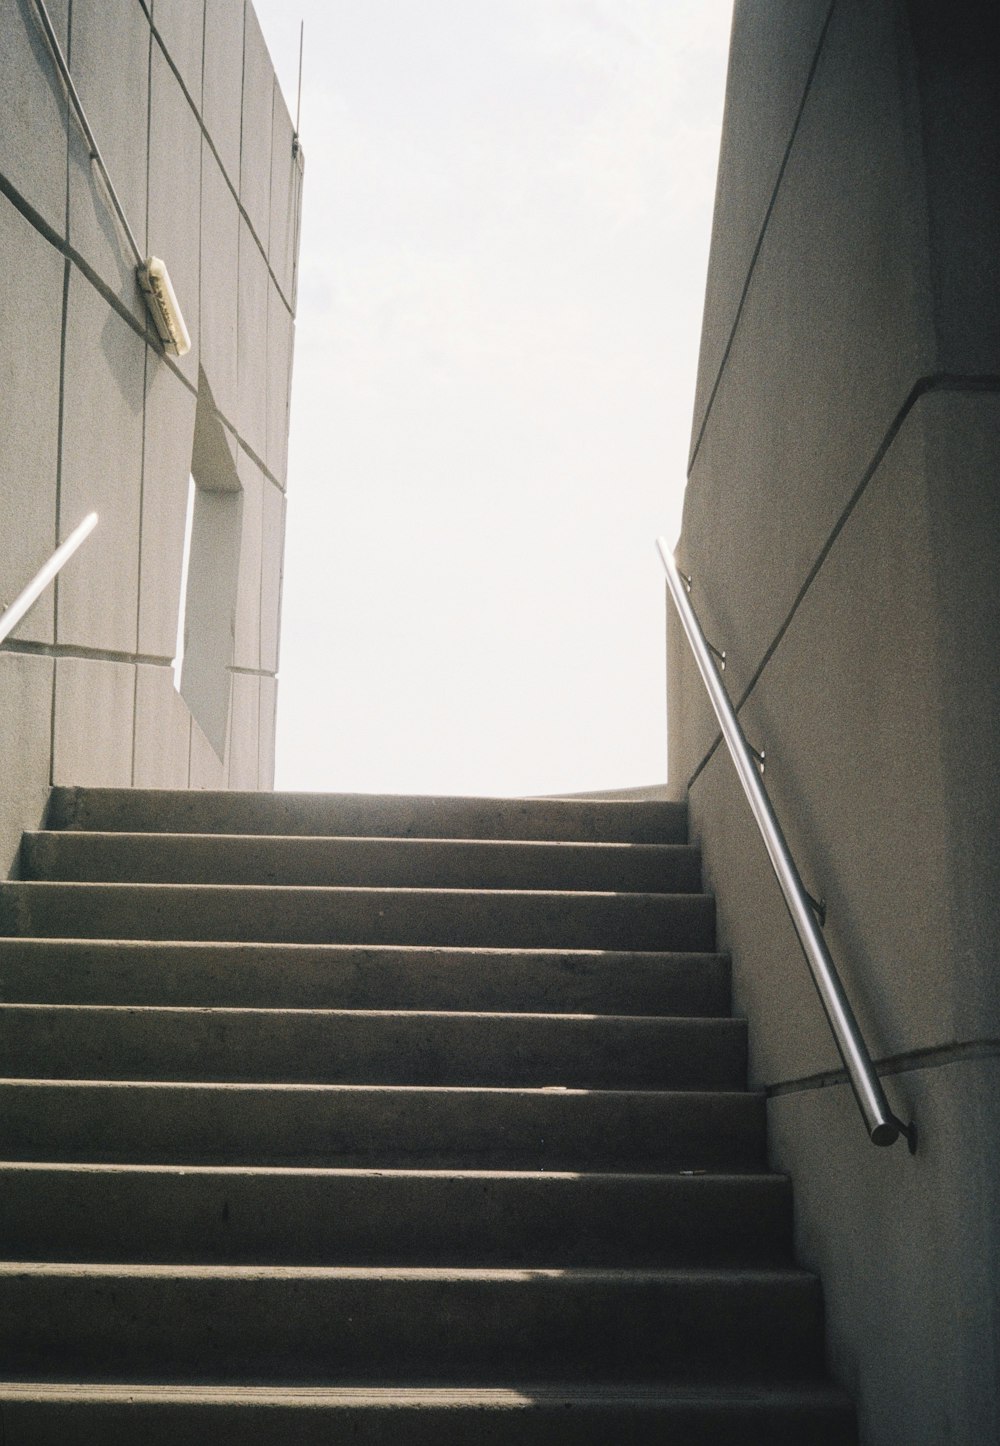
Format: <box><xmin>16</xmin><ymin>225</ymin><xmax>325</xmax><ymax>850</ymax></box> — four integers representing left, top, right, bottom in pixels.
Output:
<box><xmin>0</xmin><ymin>786</ymin><xmax>856</xmax><ymax>1443</ymax></box>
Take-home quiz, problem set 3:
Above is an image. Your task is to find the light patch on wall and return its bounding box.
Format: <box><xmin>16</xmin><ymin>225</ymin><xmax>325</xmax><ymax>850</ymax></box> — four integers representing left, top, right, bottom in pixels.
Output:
<box><xmin>172</xmin><ymin>477</ymin><xmax>196</xmax><ymax>691</ymax></box>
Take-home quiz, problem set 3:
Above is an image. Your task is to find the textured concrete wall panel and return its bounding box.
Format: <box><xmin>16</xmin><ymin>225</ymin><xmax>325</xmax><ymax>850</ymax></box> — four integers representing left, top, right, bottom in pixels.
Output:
<box><xmin>768</xmin><ymin>1059</ymin><xmax>1000</xmax><ymax>1446</ymax></box>
<box><xmin>53</xmin><ymin>657</ymin><xmax>135</xmax><ymax>787</ymax></box>
<box><xmin>921</xmin><ymin>391</ymin><xmax>1000</xmax><ymax>1041</ymax></box>
<box><xmin>68</xmin><ymin>0</ymin><xmax>150</xmax><ymax>325</ymax></box>
<box><xmin>907</xmin><ymin>0</ymin><xmax>1000</xmax><ymax>375</ymax></box>
<box><xmin>0</xmin><ymin>195</ymin><xmax>64</xmax><ymax>646</ymax></box>
<box><xmin>133</xmin><ymin>663</ymin><xmax>191</xmax><ymax>787</ymax></box>
<box><xmin>0</xmin><ymin>654</ymin><xmax>55</xmax><ymax>877</ymax></box>
<box><xmin>226</xmin><ymin>671</ymin><xmax>260</xmax><ymax>789</ymax></box>
<box><xmin>240</xmin><ymin>4</ymin><xmax>272</xmax><ymax>248</ymax></box>
<box><xmin>58</xmin><ymin>269</ymin><xmax>143</xmax><ymax>655</ymax></box>
<box><xmin>148</xmin><ymin>41</ymin><xmax>202</xmax><ymax>387</ymax></box>
<box><xmin>200</xmin><ymin>141</ymin><xmax>240</xmax><ymax>426</ymax></box>
<box><xmin>678</xmin><ymin>0</ymin><xmax>936</xmax><ymax>780</ymax></box>
<box><xmin>152</xmin><ymin>0</ymin><xmax>204</xmax><ymax>105</ymax></box>
<box><xmin>2</xmin><ymin>1</ymin><xmax>299</xmax><ymax>822</ymax></box>
<box><xmin>258</xmin><ymin>673</ymin><xmax>277</xmax><ymax>789</ymax></box>
<box><xmin>233</xmin><ymin>448</ymin><xmax>264</xmax><ymax>671</ymax></box>
<box><xmin>259</xmin><ymin>480</ymin><xmax>285</xmax><ymax>674</ymax></box>
<box><xmin>265</xmin><ymin>279</ymin><xmax>293</xmax><ymax>484</ymax></box>
<box><xmin>189</xmin><ymin>714</ymin><xmax>225</xmax><ymax>789</ymax></box>
<box><xmin>690</xmin><ymin>399</ymin><xmax>959</xmax><ymax>1084</ymax></box>
<box><xmin>202</xmin><ymin>0</ymin><xmax>244</xmax><ymax>187</ymax></box>
<box><xmin>268</xmin><ymin>81</ymin><xmax>296</xmax><ymax>302</ymax></box>
<box><xmin>674</xmin><ymin>4</ymin><xmax>1000</xmax><ymax>1440</ymax></box>
<box><xmin>690</xmin><ymin>0</ymin><xmax>832</xmax><ymax>460</ymax></box>
<box><xmin>0</xmin><ymin>0</ymin><xmax>69</xmax><ymax>237</ymax></box>
<box><xmin>237</xmin><ymin>218</ymin><xmax>269</xmax><ymax>459</ymax></box>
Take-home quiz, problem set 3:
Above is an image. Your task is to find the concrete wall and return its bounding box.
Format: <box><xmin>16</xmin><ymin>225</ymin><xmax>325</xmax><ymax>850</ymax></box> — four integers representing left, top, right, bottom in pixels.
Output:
<box><xmin>0</xmin><ymin>0</ymin><xmax>302</xmax><ymax>873</ymax></box>
<box><xmin>669</xmin><ymin>2</ymin><xmax>1000</xmax><ymax>1441</ymax></box>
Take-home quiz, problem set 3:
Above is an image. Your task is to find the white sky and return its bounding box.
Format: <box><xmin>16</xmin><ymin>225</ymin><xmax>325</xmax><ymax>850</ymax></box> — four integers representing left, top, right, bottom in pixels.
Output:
<box><xmin>252</xmin><ymin>0</ymin><xmax>733</xmax><ymax>797</ymax></box>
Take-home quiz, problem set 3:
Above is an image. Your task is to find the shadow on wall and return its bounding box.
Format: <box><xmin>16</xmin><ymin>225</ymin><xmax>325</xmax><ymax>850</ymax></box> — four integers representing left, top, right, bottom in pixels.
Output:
<box><xmin>175</xmin><ymin>368</ymin><xmax>244</xmax><ymax>758</ymax></box>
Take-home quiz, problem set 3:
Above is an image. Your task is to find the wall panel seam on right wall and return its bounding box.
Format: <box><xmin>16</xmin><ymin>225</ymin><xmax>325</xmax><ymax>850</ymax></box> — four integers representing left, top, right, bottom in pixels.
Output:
<box><xmin>684</xmin><ymin>371</ymin><xmax>1000</xmax><ymax>793</ymax></box>
<box><xmin>687</xmin><ymin>0</ymin><xmax>837</xmax><ymax>475</ymax></box>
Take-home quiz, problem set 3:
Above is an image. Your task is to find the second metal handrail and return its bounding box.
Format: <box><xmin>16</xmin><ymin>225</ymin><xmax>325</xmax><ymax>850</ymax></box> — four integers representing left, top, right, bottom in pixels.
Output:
<box><xmin>0</xmin><ymin>513</ymin><xmax>98</xmax><ymax>646</ymax></box>
<box><xmin>657</xmin><ymin>536</ymin><xmax>914</xmax><ymax>1151</ymax></box>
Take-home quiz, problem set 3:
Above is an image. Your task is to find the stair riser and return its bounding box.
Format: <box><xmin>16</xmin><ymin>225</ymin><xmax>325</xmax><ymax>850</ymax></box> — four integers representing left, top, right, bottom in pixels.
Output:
<box><xmin>21</xmin><ymin>834</ymin><xmax>703</xmax><ymax>894</ymax></box>
<box><xmin>0</xmin><ymin>1083</ymin><xmax>767</xmax><ymax>1169</ymax></box>
<box><xmin>0</xmin><ymin>884</ymin><xmax>716</xmax><ymax>950</ymax></box>
<box><xmin>0</xmin><ymin>1394</ymin><xmax>858</xmax><ymax>1446</ymax></box>
<box><xmin>0</xmin><ymin>940</ymin><xmax>732</xmax><ymax>1015</ymax></box>
<box><xmin>46</xmin><ymin>789</ymin><xmax>688</xmax><ymax>843</ymax></box>
<box><xmin>0</xmin><ymin>1168</ymin><xmax>792</xmax><ymax>1267</ymax></box>
<box><xmin>0</xmin><ymin>1271</ymin><xmax>827</xmax><ymax>1383</ymax></box>
<box><xmin>0</xmin><ymin>1008</ymin><xmax>746</xmax><ymax>1088</ymax></box>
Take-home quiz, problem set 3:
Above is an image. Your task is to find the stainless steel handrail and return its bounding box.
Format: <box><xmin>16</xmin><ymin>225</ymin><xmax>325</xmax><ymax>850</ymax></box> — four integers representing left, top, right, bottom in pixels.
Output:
<box><xmin>657</xmin><ymin>536</ymin><xmax>914</xmax><ymax>1151</ymax></box>
<box><xmin>0</xmin><ymin>513</ymin><xmax>98</xmax><ymax>647</ymax></box>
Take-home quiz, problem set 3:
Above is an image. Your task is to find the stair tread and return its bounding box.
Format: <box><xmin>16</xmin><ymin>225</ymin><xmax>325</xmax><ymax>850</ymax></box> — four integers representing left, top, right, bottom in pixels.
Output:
<box><xmin>0</xmin><ymin>1376</ymin><xmax>849</xmax><ymax>1399</ymax></box>
<box><xmin>0</xmin><ymin>1380</ymin><xmax>857</xmax><ymax>1407</ymax></box>
<box><xmin>0</xmin><ymin>1002</ymin><xmax>739</xmax><ymax>1023</ymax></box>
<box><xmin>5</xmin><ymin>880</ymin><xmax>709</xmax><ymax>900</ymax></box>
<box><xmin>3</xmin><ymin>787</ymin><xmax>853</xmax><ymax>1436</ymax></box>
<box><xmin>0</xmin><ymin>1077</ymin><xmax>757</xmax><ymax>1097</ymax></box>
<box><xmin>26</xmin><ymin>832</ymin><xmax>696</xmax><ymax>854</ymax></box>
<box><xmin>47</xmin><ymin>788</ymin><xmax>688</xmax><ymax>844</ymax></box>
<box><xmin>0</xmin><ymin>1262</ymin><xmax>817</xmax><ymax>1283</ymax></box>
<box><xmin>0</xmin><ymin>1162</ymin><xmax>782</xmax><ymax>1181</ymax></box>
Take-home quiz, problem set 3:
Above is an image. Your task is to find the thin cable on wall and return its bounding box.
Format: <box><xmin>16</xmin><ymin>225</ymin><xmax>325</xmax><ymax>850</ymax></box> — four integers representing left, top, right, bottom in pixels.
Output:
<box><xmin>30</xmin><ymin>0</ymin><xmax>191</xmax><ymax>358</ymax></box>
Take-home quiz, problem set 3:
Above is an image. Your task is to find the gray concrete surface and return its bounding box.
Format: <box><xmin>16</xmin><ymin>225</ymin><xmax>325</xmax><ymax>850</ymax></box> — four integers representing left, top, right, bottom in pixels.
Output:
<box><xmin>0</xmin><ymin>786</ymin><xmax>859</xmax><ymax>1436</ymax></box>
<box><xmin>0</xmin><ymin>0</ymin><xmax>69</xmax><ymax>238</ymax></box>
<box><xmin>0</xmin><ymin>0</ymin><xmax>301</xmax><ymax>872</ymax></box>
<box><xmin>240</xmin><ymin>4</ymin><xmax>273</xmax><ymax>248</ymax></box>
<box><xmin>0</xmin><ymin>1077</ymin><xmax>767</xmax><ymax>1171</ymax></box>
<box><xmin>0</xmin><ymin>938</ymin><xmax>731</xmax><ymax>1014</ymax></box>
<box><xmin>689</xmin><ymin>0</ymin><xmax>832</xmax><ymax>459</ymax></box>
<box><xmin>0</xmin><ymin>195</ymin><xmax>62</xmax><ymax>647</ymax></box>
<box><xmin>202</xmin><ymin>0</ymin><xmax>245</xmax><ymax>187</ymax></box>
<box><xmin>20</xmin><ymin>830</ymin><xmax>705</xmax><ymax>892</ymax></box>
<box><xmin>44</xmin><ymin>787</ymin><xmax>690</xmax><ymax>840</ymax></box>
<box><xmin>670</xmin><ymin>4</ymin><xmax>1000</xmax><ymax>1441</ymax></box>
<box><xmin>67</xmin><ymin>0</ymin><xmax>149</xmax><ymax>323</ymax></box>
<box><xmin>0</xmin><ymin>1384</ymin><xmax>856</xmax><ymax>1446</ymax></box>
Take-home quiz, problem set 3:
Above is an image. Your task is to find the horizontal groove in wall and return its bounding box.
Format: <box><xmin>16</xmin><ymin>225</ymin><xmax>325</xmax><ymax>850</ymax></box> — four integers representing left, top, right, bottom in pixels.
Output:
<box><xmin>685</xmin><ymin>372</ymin><xmax>1000</xmax><ymax>793</ymax></box>
<box><xmin>766</xmin><ymin>1037</ymin><xmax>1000</xmax><ymax>1100</ymax></box>
<box><xmin>1</xmin><ymin>645</ymin><xmax>279</xmax><ymax>687</ymax></box>
<box><xmin>0</xmin><ymin>642</ymin><xmax>168</xmax><ymax>668</ymax></box>
<box><xmin>687</xmin><ymin>0</ymin><xmax>836</xmax><ymax>475</ymax></box>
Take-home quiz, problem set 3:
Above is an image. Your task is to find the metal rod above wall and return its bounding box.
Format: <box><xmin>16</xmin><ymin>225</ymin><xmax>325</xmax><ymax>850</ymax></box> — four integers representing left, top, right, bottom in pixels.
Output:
<box><xmin>656</xmin><ymin>536</ymin><xmax>915</xmax><ymax>1152</ymax></box>
<box><xmin>30</xmin><ymin>0</ymin><xmax>143</xmax><ymax>267</ymax></box>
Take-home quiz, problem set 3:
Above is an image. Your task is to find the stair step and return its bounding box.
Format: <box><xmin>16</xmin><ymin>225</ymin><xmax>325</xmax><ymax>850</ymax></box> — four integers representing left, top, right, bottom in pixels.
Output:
<box><xmin>0</xmin><ymin>1004</ymin><xmax>746</xmax><ymax>1087</ymax></box>
<box><xmin>0</xmin><ymin>1164</ymin><xmax>792</xmax><ymax>1267</ymax></box>
<box><xmin>0</xmin><ymin>1263</ymin><xmax>826</xmax><ymax>1383</ymax></box>
<box><xmin>0</xmin><ymin>1080</ymin><xmax>767</xmax><ymax>1169</ymax></box>
<box><xmin>46</xmin><ymin>788</ymin><xmax>688</xmax><ymax>843</ymax></box>
<box><xmin>0</xmin><ymin>939</ymin><xmax>731</xmax><ymax>1014</ymax></box>
<box><xmin>2</xmin><ymin>785</ymin><xmax>855</xmax><ymax>1438</ymax></box>
<box><xmin>22</xmin><ymin>832</ymin><xmax>703</xmax><ymax>892</ymax></box>
<box><xmin>0</xmin><ymin>883</ymin><xmax>715</xmax><ymax>949</ymax></box>
<box><xmin>0</xmin><ymin>1381</ymin><xmax>858</xmax><ymax>1445</ymax></box>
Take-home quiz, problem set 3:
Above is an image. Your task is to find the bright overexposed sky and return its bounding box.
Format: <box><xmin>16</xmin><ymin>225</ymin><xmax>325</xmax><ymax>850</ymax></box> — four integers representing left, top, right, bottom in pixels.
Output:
<box><xmin>253</xmin><ymin>0</ymin><xmax>733</xmax><ymax>797</ymax></box>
